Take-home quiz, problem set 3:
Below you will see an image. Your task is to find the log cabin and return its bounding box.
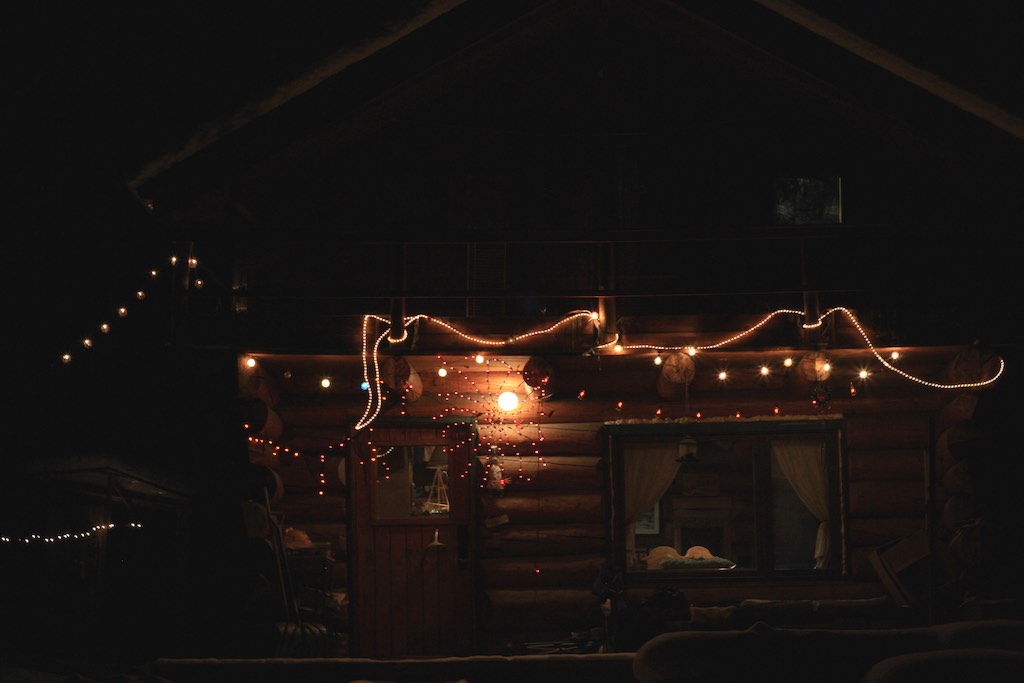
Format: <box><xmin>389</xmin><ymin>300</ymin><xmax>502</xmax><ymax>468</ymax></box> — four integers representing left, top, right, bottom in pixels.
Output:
<box><xmin>3</xmin><ymin>0</ymin><xmax>1023</xmax><ymax>675</ymax></box>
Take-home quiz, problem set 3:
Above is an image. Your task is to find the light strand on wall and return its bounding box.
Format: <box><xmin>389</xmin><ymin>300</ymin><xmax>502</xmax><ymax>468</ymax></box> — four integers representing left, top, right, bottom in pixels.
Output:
<box><xmin>426</xmin><ymin>354</ymin><xmax>550</xmax><ymax>483</ymax></box>
<box><xmin>354</xmin><ymin>305</ymin><xmax>1005</xmax><ymax>431</ymax></box>
<box><xmin>621</xmin><ymin>306</ymin><xmax>1004</xmax><ymax>390</ymax></box>
<box><xmin>1</xmin><ymin>522</ymin><xmax>143</xmax><ymax>544</ymax></box>
<box><xmin>825</xmin><ymin>307</ymin><xmax>1004</xmax><ymax>390</ymax></box>
<box><xmin>354</xmin><ymin>310</ymin><xmax>595</xmax><ymax>430</ymax></box>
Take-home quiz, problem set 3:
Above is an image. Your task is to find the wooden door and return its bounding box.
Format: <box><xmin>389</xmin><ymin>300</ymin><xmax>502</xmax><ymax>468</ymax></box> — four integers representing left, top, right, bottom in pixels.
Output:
<box><xmin>348</xmin><ymin>422</ymin><xmax>477</xmax><ymax>657</ymax></box>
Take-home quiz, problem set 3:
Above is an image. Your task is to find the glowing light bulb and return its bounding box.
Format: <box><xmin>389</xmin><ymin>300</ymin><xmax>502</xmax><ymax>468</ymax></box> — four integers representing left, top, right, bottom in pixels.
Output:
<box><xmin>438</xmin><ymin>367</ymin><xmax>448</xmax><ymax>377</ymax></box>
<box><xmin>718</xmin><ymin>371</ymin><xmax>728</xmax><ymax>381</ymax></box>
<box><xmin>498</xmin><ymin>391</ymin><xmax>519</xmax><ymax>411</ymax></box>
<box><xmin>613</xmin><ymin>343</ymin><xmax>623</xmax><ymax>353</ymax></box>
<box><xmin>135</xmin><ymin>291</ymin><xmax>145</xmax><ymax>301</ymax></box>
<box><xmin>321</xmin><ymin>378</ymin><xmax>331</xmax><ymax>389</ymax></box>
<box><xmin>784</xmin><ymin>357</ymin><xmax>793</xmax><ymax>367</ymax></box>
<box><xmin>82</xmin><ymin>338</ymin><xmax>92</xmax><ymax>348</ymax></box>
<box><xmin>890</xmin><ymin>351</ymin><xmax>900</xmax><ymax>361</ymax></box>
<box><xmin>859</xmin><ymin>369</ymin><xmax>869</xmax><ymax>379</ymax></box>
<box><xmin>61</xmin><ymin>353</ymin><xmax>72</xmax><ymax>364</ymax></box>
<box><xmin>688</xmin><ymin>347</ymin><xmax>697</xmax><ymax>356</ymax></box>
<box><xmin>760</xmin><ymin>365</ymin><xmax>770</xmax><ymax>376</ymax></box>
<box><xmin>99</xmin><ymin>323</ymin><xmax>110</xmax><ymax>333</ymax></box>
<box><xmin>117</xmin><ymin>307</ymin><xmax>128</xmax><ymax>318</ymax></box>
<box><xmin>245</xmin><ymin>357</ymin><xmax>256</xmax><ymax>368</ymax></box>
<box><xmin>653</xmin><ymin>355</ymin><xmax>663</xmax><ymax>365</ymax></box>
<box><xmin>360</xmin><ymin>381</ymin><xmax>370</xmax><ymax>391</ymax></box>
<box><xmin>475</xmin><ymin>354</ymin><xmax>485</xmax><ymax>364</ymax></box>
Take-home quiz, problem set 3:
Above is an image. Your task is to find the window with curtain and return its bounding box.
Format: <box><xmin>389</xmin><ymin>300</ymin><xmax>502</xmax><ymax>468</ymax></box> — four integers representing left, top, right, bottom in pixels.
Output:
<box><xmin>608</xmin><ymin>419</ymin><xmax>844</xmax><ymax>578</ymax></box>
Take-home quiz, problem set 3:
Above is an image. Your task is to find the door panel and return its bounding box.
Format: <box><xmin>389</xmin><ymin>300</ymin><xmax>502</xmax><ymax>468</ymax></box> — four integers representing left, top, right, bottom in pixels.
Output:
<box><xmin>349</xmin><ymin>422</ymin><xmax>477</xmax><ymax>657</ymax></box>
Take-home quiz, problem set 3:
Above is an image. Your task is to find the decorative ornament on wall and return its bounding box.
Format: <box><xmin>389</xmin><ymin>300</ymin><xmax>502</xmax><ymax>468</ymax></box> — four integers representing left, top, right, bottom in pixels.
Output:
<box><xmin>657</xmin><ymin>351</ymin><xmax>696</xmax><ymax>400</ymax></box>
<box><xmin>379</xmin><ymin>356</ymin><xmax>423</xmax><ymax>404</ymax></box>
<box><xmin>799</xmin><ymin>352</ymin><xmax>833</xmax><ymax>382</ymax></box>
<box><xmin>810</xmin><ymin>381</ymin><xmax>832</xmax><ymax>409</ymax></box>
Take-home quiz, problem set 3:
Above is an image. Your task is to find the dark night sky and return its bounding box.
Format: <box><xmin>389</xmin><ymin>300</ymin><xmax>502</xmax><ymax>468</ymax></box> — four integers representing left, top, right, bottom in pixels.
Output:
<box><xmin>3</xmin><ymin>1</ymin><xmax>1022</xmax><ymax>380</ymax></box>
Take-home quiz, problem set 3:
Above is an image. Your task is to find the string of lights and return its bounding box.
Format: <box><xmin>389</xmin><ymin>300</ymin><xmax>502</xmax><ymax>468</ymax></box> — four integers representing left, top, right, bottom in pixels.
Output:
<box><xmin>58</xmin><ymin>251</ymin><xmax>205</xmax><ymax>365</ymax></box>
<box><xmin>352</xmin><ymin>306</ymin><xmax>1004</xmax><ymax>432</ymax></box>
<box><xmin>1</xmin><ymin>522</ymin><xmax>143</xmax><ymax>545</ymax></box>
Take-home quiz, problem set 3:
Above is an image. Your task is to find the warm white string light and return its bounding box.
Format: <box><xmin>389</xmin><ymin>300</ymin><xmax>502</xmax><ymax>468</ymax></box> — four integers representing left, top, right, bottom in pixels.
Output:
<box><xmin>354</xmin><ymin>306</ymin><xmax>1004</xmax><ymax>430</ymax></box>
<box><xmin>58</xmin><ymin>257</ymin><xmax>178</xmax><ymax>364</ymax></box>
<box><xmin>820</xmin><ymin>307</ymin><xmax>1004</xmax><ymax>389</ymax></box>
<box><xmin>622</xmin><ymin>306</ymin><xmax>1003</xmax><ymax>390</ymax></box>
<box><xmin>1</xmin><ymin>522</ymin><xmax>142</xmax><ymax>545</ymax></box>
<box><xmin>357</xmin><ymin>305</ymin><xmax>1004</xmax><ymax>432</ymax></box>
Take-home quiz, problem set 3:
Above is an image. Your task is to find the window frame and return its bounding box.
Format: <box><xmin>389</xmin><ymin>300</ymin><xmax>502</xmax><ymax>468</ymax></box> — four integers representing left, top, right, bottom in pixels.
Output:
<box><xmin>605</xmin><ymin>417</ymin><xmax>847</xmax><ymax>582</ymax></box>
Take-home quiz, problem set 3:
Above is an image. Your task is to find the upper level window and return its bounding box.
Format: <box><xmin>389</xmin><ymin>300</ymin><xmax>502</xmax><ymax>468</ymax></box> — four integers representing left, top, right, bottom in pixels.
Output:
<box><xmin>773</xmin><ymin>177</ymin><xmax>842</xmax><ymax>225</ymax></box>
<box><xmin>607</xmin><ymin>419</ymin><xmax>845</xmax><ymax>579</ymax></box>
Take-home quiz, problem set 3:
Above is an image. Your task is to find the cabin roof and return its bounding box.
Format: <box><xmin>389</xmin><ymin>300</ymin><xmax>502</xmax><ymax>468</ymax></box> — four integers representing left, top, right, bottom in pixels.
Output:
<box><xmin>4</xmin><ymin>0</ymin><xmax>1022</xmax><ymax>485</ymax></box>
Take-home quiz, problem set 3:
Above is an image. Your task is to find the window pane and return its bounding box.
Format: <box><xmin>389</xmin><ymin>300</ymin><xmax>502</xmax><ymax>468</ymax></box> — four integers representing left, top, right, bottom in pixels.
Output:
<box><xmin>616</xmin><ymin>422</ymin><xmax>842</xmax><ymax>577</ymax></box>
<box><xmin>375</xmin><ymin>446</ymin><xmax>450</xmax><ymax>519</ymax></box>
<box><xmin>771</xmin><ymin>460</ymin><xmax>822</xmax><ymax>570</ymax></box>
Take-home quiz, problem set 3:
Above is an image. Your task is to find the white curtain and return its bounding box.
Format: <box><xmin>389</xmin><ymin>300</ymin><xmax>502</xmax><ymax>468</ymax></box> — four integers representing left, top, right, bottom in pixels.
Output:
<box><xmin>771</xmin><ymin>439</ymin><xmax>831</xmax><ymax>568</ymax></box>
<box><xmin>622</xmin><ymin>442</ymin><xmax>682</xmax><ymax>564</ymax></box>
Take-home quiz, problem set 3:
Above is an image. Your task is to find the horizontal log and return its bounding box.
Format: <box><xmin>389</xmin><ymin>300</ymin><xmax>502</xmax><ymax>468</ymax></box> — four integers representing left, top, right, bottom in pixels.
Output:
<box><xmin>480</xmin><ymin>554</ymin><xmax>606</xmax><ymax>588</ymax></box>
<box><xmin>261</xmin><ymin>346</ymin><xmax>972</xmax><ymax>400</ymax></box>
<box><xmin>479</xmin><ymin>523</ymin><xmax>605</xmax><ymax>557</ymax></box>
<box><xmin>478</xmin><ymin>491</ymin><xmax>604</xmax><ymax>525</ymax></box>
<box><xmin>477</xmin><ymin>423</ymin><xmax>604</xmax><ymax>455</ymax></box>
<box><xmin>280</xmin><ymin>390</ymin><xmax>951</xmax><ymax>427</ymax></box>
<box><xmin>843</xmin><ymin>413</ymin><xmax>934</xmax><ymax>450</ymax></box>
<box><xmin>846</xmin><ymin>449</ymin><xmax>925</xmax><ymax>481</ymax></box>
<box><xmin>273</xmin><ymin>401</ymin><xmax>946</xmax><ymax>465</ymax></box>
<box><xmin>846</xmin><ymin>517</ymin><xmax>925</xmax><ymax>547</ymax></box>
<box><xmin>473</xmin><ymin>455</ymin><xmax>602</xmax><ymax>490</ymax></box>
<box><xmin>484</xmin><ymin>588</ymin><xmax>603</xmax><ymax>631</ymax></box>
<box><xmin>279</xmin><ymin>424</ymin><xmax>604</xmax><ymax>459</ymax></box>
<box><xmin>848</xmin><ymin>480</ymin><xmax>926</xmax><ymax>517</ymax></box>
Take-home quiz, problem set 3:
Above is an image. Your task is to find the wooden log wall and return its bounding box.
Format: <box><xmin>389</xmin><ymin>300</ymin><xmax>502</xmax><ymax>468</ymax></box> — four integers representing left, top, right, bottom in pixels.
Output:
<box><xmin>465</xmin><ymin>349</ymin><xmax>999</xmax><ymax>648</ymax></box>
<box><xmin>475</xmin><ymin>436</ymin><xmax>607</xmax><ymax>651</ymax></box>
<box><xmin>240</xmin><ymin>338</ymin><xmax>1007</xmax><ymax>652</ymax></box>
